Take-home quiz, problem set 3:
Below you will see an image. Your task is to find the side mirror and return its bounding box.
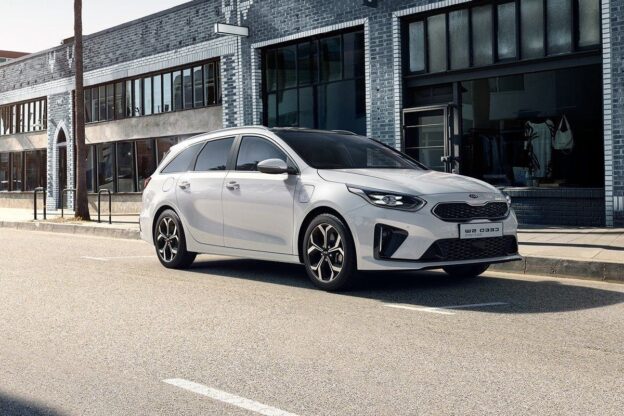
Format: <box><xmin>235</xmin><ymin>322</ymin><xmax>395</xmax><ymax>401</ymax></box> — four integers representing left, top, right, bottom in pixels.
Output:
<box><xmin>257</xmin><ymin>158</ymin><xmax>289</xmax><ymax>174</ymax></box>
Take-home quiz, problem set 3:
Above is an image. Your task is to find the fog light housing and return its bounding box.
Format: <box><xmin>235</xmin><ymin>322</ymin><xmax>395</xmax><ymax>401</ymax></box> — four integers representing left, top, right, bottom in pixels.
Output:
<box><xmin>374</xmin><ymin>224</ymin><xmax>408</xmax><ymax>260</ymax></box>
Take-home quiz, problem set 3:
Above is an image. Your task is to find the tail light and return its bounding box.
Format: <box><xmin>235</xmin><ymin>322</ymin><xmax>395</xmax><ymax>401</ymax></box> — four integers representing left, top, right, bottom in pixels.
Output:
<box><xmin>143</xmin><ymin>176</ymin><xmax>152</xmax><ymax>190</ymax></box>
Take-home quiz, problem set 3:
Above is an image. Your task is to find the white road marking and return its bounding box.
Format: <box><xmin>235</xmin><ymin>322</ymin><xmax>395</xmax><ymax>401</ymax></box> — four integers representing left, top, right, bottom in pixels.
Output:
<box><xmin>163</xmin><ymin>378</ymin><xmax>300</xmax><ymax>416</ymax></box>
<box><xmin>81</xmin><ymin>255</ymin><xmax>153</xmax><ymax>261</ymax></box>
<box><xmin>384</xmin><ymin>302</ymin><xmax>509</xmax><ymax>315</ymax></box>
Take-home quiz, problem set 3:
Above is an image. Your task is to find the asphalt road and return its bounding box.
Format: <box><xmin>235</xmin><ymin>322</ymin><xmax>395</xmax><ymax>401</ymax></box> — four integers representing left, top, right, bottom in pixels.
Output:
<box><xmin>1</xmin><ymin>228</ymin><xmax>623</xmax><ymax>416</ymax></box>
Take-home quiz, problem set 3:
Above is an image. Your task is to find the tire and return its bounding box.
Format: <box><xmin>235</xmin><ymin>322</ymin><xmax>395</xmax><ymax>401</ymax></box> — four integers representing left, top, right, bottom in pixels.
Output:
<box><xmin>302</xmin><ymin>214</ymin><xmax>357</xmax><ymax>291</ymax></box>
<box><xmin>153</xmin><ymin>209</ymin><xmax>196</xmax><ymax>269</ymax></box>
<box><xmin>442</xmin><ymin>263</ymin><xmax>490</xmax><ymax>278</ymax></box>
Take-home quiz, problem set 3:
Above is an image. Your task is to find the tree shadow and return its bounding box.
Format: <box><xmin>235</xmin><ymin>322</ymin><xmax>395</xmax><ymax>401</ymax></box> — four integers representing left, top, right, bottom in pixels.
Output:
<box><xmin>187</xmin><ymin>257</ymin><xmax>624</xmax><ymax>314</ymax></box>
<box><xmin>0</xmin><ymin>392</ymin><xmax>64</xmax><ymax>416</ymax></box>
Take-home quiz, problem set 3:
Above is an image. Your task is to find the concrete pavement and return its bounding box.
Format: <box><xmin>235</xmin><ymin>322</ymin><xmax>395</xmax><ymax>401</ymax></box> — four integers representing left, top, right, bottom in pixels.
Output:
<box><xmin>0</xmin><ymin>207</ymin><xmax>622</xmax><ymax>282</ymax></box>
<box><xmin>0</xmin><ymin>228</ymin><xmax>623</xmax><ymax>415</ymax></box>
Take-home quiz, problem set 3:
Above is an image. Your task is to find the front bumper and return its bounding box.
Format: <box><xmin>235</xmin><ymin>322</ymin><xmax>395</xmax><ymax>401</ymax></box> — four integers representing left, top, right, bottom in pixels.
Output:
<box><xmin>346</xmin><ymin>192</ymin><xmax>521</xmax><ymax>271</ymax></box>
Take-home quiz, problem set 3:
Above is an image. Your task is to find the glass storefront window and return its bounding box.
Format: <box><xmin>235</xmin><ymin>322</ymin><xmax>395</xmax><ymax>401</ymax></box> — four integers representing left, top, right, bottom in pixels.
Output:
<box><xmin>497</xmin><ymin>2</ymin><xmax>517</xmax><ymax>60</ymax></box>
<box><xmin>427</xmin><ymin>14</ymin><xmax>447</xmax><ymax>72</ymax></box>
<box><xmin>133</xmin><ymin>79</ymin><xmax>142</xmax><ymax>116</ymax></box>
<box><xmin>125</xmin><ymin>80</ymin><xmax>133</xmax><ymax>117</ymax></box>
<box><xmin>408</xmin><ymin>21</ymin><xmax>425</xmax><ymax>72</ymax></box>
<box><xmin>157</xmin><ymin>137</ymin><xmax>178</xmax><ymax>163</ymax></box>
<box><xmin>262</xmin><ymin>28</ymin><xmax>366</xmax><ymax>135</ymax></box>
<box><xmin>547</xmin><ymin>0</ymin><xmax>572</xmax><ymax>54</ymax></box>
<box><xmin>136</xmin><ymin>139</ymin><xmax>156</xmax><ymax>192</ymax></box>
<box><xmin>106</xmin><ymin>84</ymin><xmax>115</xmax><ymax>121</ymax></box>
<box><xmin>115</xmin><ymin>82</ymin><xmax>124</xmax><ymax>120</ymax></box>
<box><xmin>577</xmin><ymin>0</ymin><xmax>600</xmax><ymax>48</ymax></box>
<box><xmin>116</xmin><ymin>141</ymin><xmax>136</xmax><ymax>192</ymax></box>
<box><xmin>193</xmin><ymin>66</ymin><xmax>204</xmax><ymax>107</ymax></box>
<box><xmin>143</xmin><ymin>78</ymin><xmax>152</xmax><ymax>116</ymax></box>
<box><xmin>97</xmin><ymin>143</ymin><xmax>115</xmax><ymax>191</ymax></box>
<box><xmin>99</xmin><ymin>85</ymin><xmax>107</xmax><ymax>121</ymax></box>
<box><xmin>24</xmin><ymin>150</ymin><xmax>46</xmax><ymax>191</ymax></box>
<box><xmin>449</xmin><ymin>10</ymin><xmax>469</xmax><ymax>70</ymax></box>
<box><xmin>11</xmin><ymin>152</ymin><xmax>23</xmax><ymax>191</ymax></box>
<box><xmin>521</xmin><ymin>0</ymin><xmax>545</xmax><ymax>59</ymax></box>
<box><xmin>0</xmin><ymin>153</ymin><xmax>9</xmax><ymax>191</ymax></box>
<box><xmin>85</xmin><ymin>89</ymin><xmax>92</xmax><ymax>123</ymax></box>
<box><xmin>173</xmin><ymin>70</ymin><xmax>183</xmax><ymax>111</ymax></box>
<box><xmin>320</xmin><ymin>36</ymin><xmax>341</xmax><ymax>82</ymax></box>
<box><xmin>460</xmin><ymin>65</ymin><xmax>603</xmax><ymax>188</ymax></box>
<box><xmin>86</xmin><ymin>146</ymin><xmax>95</xmax><ymax>192</ymax></box>
<box><xmin>163</xmin><ymin>73</ymin><xmax>172</xmax><ymax>112</ymax></box>
<box><xmin>183</xmin><ymin>68</ymin><xmax>193</xmax><ymax>109</ymax></box>
<box><xmin>153</xmin><ymin>75</ymin><xmax>162</xmax><ymax>114</ymax></box>
<box><xmin>91</xmin><ymin>87</ymin><xmax>99</xmax><ymax>122</ymax></box>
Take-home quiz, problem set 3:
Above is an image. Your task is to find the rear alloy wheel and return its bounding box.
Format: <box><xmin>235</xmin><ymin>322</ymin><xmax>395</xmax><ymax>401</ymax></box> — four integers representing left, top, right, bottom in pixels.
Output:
<box><xmin>442</xmin><ymin>263</ymin><xmax>490</xmax><ymax>278</ymax></box>
<box><xmin>154</xmin><ymin>209</ymin><xmax>196</xmax><ymax>269</ymax></box>
<box><xmin>303</xmin><ymin>214</ymin><xmax>356</xmax><ymax>291</ymax></box>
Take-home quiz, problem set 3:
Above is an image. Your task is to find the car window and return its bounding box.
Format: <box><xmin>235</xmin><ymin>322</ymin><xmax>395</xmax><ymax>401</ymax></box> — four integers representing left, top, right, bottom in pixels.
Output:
<box><xmin>194</xmin><ymin>137</ymin><xmax>234</xmax><ymax>171</ymax></box>
<box><xmin>161</xmin><ymin>143</ymin><xmax>202</xmax><ymax>174</ymax></box>
<box><xmin>273</xmin><ymin>130</ymin><xmax>426</xmax><ymax>170</ymax></box>
<box><xmin>235</xmin><ymin>136</ymin><xmax>288</xmax><ymax>171</ymax></box>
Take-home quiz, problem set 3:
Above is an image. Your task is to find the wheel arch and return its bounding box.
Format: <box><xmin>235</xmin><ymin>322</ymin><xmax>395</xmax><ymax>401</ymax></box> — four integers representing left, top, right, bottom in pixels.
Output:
<box><xmin>297</xmin><ymin>206</ymin><xmax>355</xmax><ymax>264</ymax></box>
<box><xmin>151</xmin><ymin>205</ymin><xmax>179</xmax><ymax>244</ymax></box>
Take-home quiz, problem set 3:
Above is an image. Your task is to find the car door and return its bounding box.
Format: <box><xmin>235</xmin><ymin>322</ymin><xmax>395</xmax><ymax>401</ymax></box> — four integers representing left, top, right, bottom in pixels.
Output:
<box><xmin>222</xmin><ymin>135</ymin><xmax>298</xmax><ymax>254</ymax></box>
<box><xmin>175</xmin><ymin>137</ymin><xmax>234</xmax><ymax>246</ymax></box>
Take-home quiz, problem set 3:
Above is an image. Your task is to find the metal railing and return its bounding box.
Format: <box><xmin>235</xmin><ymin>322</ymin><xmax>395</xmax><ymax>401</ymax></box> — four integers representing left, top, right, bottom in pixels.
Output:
<box><xmin>33</xmin><ymin>187</ymin><xmax>47</xmax><ymax>220</ymax></box>
<box><xmin>60</xmin><ymin>188</ymin><xmax>76</xmax><ymax>218</ymax></box>
<box><xmin>97</xmin><ymin>189</ymin><xmax>112</xmax><ymax>224</ymax></box>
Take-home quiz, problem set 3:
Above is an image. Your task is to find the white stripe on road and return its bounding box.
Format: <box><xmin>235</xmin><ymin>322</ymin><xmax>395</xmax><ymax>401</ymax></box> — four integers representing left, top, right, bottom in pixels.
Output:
<box><xmin>163</xmin><ymin>378</ymin><xmax>300</xmax><ymax>416</ymax></box>
<box><xmin>81</xmin><ymin>255</ymin><xmax>153</xmax><ymax>261</ymax></box>
<box><xmin>384</xmin><ymin>302</ymin><xmax>508</xmax><ymax>315</ymax></box>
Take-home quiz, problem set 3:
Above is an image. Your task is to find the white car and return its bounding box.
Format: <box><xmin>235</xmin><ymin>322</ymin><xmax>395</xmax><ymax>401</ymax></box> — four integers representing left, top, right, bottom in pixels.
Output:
<box><xmin>140</xmin><ymin>127</ymin><xmax>520</xmax><ymax>291</ymax></box>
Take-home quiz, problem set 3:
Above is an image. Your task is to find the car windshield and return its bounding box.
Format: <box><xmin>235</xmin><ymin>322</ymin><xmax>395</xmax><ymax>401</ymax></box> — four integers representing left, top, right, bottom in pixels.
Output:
<box><xmin>273</xmin><ymin>130</ymin><xmax>427</xmax><ymax>170</ymax></box>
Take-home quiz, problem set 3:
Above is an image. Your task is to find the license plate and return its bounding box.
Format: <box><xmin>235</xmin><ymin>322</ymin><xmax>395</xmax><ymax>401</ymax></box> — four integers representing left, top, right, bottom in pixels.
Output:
<box><xmin>459</xmin><ymin>223</ymin><xmax>503</xmax><ymax>239</ymax></box>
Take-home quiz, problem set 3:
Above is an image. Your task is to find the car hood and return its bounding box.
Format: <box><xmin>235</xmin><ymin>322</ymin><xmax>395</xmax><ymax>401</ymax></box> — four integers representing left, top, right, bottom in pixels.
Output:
<box><xmin>317</xmin><ymin>169</ymin><xmax>500</xmax><ymax>196</ymax></box>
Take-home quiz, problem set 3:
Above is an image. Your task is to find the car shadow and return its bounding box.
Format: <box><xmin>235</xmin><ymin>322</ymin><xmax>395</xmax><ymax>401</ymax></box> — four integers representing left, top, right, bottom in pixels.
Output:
<box><xmin>0</xmin><ymin>392</ymin><xmax>63</xmax><ymax>416</ymax></box>
<box><xmin>187</xmin><ymin>257</ymin><xmax>624</xmax><ymax>314</ymax></box>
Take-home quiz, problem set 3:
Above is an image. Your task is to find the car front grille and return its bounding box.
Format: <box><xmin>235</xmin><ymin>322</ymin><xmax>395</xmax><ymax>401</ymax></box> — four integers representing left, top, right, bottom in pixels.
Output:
<box><xmin>419</xmin><ymin>236</ymin><xmax>518</xmax><ymax>262</ymax></box>
<box><xmin>432</xmin><ymin>202</ymin><xmax>509</xmax><ymax>222</ymax></box>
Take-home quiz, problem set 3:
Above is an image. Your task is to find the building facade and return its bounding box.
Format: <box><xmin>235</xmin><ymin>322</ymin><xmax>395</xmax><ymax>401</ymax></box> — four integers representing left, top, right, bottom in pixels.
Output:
<box><xmin>0</xmin><ymin>0</ymin><xmax>621</xmax><ymax>227</ymax></box>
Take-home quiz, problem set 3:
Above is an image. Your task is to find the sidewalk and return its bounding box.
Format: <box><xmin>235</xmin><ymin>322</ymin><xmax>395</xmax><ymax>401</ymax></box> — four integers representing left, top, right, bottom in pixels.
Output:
<box><xmin>1</xmin><ymin>207</ymin><xmax>621</xmax><ymax>282</ymax></box>
<box><xmin>0</xmin><ymin>207</ymin><xmax>139</xmax><ymax>240</ymax></box>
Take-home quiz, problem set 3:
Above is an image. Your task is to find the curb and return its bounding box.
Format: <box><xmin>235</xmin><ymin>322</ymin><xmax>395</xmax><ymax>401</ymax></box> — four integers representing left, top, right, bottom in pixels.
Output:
<box><xmin>0</xmin><ymin>220</ymin><xmax>140</xmax><ymax>240</ymax></box>
<box><xmin>491</xmin><ymin>256</ymin><xmax>623</xmax><ymax>283</ymax></box>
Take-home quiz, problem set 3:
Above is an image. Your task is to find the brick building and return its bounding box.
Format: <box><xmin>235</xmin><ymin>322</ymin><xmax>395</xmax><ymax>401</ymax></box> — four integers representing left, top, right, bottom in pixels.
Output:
<box><xmin>0</xmin><ymin>0</ymin><xmax>621</xmax><ymax>226</ymax></box>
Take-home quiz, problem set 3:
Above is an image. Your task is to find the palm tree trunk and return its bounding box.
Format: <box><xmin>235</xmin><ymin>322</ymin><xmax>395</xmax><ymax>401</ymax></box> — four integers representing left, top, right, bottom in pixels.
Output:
<box><xmin>73</xmin><ymin>0</ymin><xmax>90</xmax><ymax>220</ymax></box>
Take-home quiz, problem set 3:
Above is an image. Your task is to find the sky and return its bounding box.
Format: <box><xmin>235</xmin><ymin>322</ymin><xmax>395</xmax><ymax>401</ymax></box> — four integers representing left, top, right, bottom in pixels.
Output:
<box><xmin>0</xmin><ymin>0</ymin><xmax>191</xmax><ymax>53</ymax></box>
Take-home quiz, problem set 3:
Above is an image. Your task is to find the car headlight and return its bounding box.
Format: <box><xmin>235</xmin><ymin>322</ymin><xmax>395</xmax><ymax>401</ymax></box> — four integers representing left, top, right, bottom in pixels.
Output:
<box><xmin>347</xmin><ymin>186</ymin><xmax>426</xmax><ymax>211</ymax></box>
<box><xmin>501</xmin><ymin>191</ymin><xmax>512</xmax><ymax>206</ymax></box>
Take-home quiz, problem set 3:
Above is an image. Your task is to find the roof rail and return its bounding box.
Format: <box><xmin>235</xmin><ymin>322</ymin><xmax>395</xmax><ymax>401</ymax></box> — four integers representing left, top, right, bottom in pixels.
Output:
<box><xmin>331</xmin><ymin>130</ymin><xmax>358</xmax><ymax>135</ymax></box>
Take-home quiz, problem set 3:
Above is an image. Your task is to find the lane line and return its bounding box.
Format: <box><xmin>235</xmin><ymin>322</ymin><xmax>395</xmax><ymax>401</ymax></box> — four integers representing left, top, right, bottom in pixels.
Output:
<box><xmin>81</xmin><ymin>255</ymin><xmax>153</xmax><ymax>261</ymax></box>
<box><xmin>384</xmin><ymin>302</ymin><xmax>509</xmax><ymax>315</ymax></box>
<box><xmin>163</xmin><ymin>378</ymin><xmax>300</xmax><ymax>416</ymax></box>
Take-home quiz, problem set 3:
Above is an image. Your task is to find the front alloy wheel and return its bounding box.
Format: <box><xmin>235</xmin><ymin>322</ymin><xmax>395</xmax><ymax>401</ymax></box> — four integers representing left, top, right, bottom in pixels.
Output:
<box><xmin>303</xmin><ymin>214</ymin><xmax>356</xmax><ymax>291</ymax></box>
<box><xmin>154</xmin><ymin>209</ymin><xmax>196</xmax><ymax>269</ymax></box>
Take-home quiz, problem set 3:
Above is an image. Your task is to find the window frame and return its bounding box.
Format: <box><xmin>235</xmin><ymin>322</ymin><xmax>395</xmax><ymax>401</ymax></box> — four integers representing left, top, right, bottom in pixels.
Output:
<box><xmin>231</xmin><ymin>134</ymin><xmax>298</xmax><ymax>173</ymax></box>
<box><xmin>402</xmin><ymin>0</ymin><xmax>601</xmax><ymax>78</ymax></box>
<box><xmin>83</xmin><ymin>58</ymin><xmax>221</xmax><ymax>125</ymax></box>
<box><xmin>261</xmin><ymin>27</ymin><xmax>366</xmax><ymax>133</ymax></box>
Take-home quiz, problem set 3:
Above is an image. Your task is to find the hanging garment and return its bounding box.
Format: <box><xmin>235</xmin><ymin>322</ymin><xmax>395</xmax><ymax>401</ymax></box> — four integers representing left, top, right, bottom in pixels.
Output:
<box><xmin>526</xmin><ymin>120</ymin><xmax>554</xmax><ymax>178</ymax></box>
<box><xmin>553</xmin><ymin>114</ymin><xmax>574</xmax><ymax>151</ymax></box>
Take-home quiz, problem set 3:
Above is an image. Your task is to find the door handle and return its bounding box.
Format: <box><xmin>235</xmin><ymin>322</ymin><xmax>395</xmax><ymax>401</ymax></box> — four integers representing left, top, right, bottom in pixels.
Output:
<box><xmin>178</xmin><ymin>180</ymin><xmax>190</xmax><ymax>190</ymax></box>
<box><xmin>225</xmin><ymin>181</ymin><xmax>240</xmax><ymax>191</ymax></box>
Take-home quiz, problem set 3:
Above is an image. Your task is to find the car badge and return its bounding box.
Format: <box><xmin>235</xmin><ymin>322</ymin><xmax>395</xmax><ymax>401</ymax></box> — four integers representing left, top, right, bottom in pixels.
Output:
<box><xmin>469</xmin><ymin>194</ymin><xmax>479</xmax><ymax>199</ymax></box>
